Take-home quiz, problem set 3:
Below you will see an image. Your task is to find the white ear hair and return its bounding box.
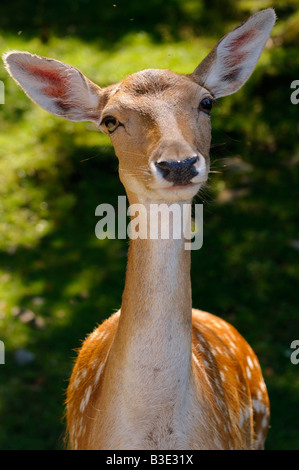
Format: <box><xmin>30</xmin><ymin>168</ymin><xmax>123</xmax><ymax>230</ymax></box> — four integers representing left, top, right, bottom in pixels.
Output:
<box><xmin>192</xmin><ymin>8</ymin><xmax>276</xmax><ymax>98</ymax></box>
<box><xmin>3</xmin><ymin>51</ymin><xmax>102</xmax><ymax>122</ymax></box>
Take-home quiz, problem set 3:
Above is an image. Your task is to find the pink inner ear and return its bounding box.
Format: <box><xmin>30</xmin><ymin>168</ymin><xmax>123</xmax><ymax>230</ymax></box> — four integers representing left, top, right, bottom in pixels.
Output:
<box><xmin>228</xmin><ymin>29</ymin><xmax>257</xmax><ymax>50</ymax></box>
<box><xmin>27</xmin><ymin>64</ymin><xmax>68</xmax><ymax>98</ymax></box>
<box><xmin>224</xmin><ymin>29</ymin><xmax>257</xmax><ymax>69</ymax></box>
<box><xmin>43</xmin><ymin>85</ymin><xmax>66</xmax><ymax>98</ymax></box>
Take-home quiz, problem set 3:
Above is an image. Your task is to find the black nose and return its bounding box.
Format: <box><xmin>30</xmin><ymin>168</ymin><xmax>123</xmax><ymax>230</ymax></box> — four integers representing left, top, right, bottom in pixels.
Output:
<box><xmin>155</xmin><ymin>156</ymin><xmax>199</xmax><ymax>185</ymax></box>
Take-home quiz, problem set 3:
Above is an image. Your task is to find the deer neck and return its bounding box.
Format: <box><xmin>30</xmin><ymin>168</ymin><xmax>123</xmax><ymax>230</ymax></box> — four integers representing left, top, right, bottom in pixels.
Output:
<box><xmin>121</xmin><ymin>204</ymin><xmax>192</xmax><ymax>342</ymax></box>
<box><xmin>106</xmin><ymin>195</ymin><xmax>193</xmax><ymax>420</ymax></box>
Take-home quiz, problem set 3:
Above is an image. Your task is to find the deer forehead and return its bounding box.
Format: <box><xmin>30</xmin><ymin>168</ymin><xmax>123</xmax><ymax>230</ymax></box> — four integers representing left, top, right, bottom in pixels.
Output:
<box><xmin>103</xmin><ymin>69</ymin><xmax>207</xmax><ymax>122</ymax></box>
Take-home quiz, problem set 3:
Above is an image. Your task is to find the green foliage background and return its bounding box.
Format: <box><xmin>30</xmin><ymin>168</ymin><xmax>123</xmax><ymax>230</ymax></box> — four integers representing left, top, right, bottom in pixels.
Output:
<box><xmin>0</xmin><ymin>0</ymin><xmax>298</xmax><ymax>450</ymax></box>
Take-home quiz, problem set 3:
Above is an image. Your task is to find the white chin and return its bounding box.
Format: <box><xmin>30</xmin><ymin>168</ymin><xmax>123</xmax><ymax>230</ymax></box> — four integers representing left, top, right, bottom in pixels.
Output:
<box><xmin>152</xmin><ymin>183</ymin><xmax>202</xmax><ymax>202</ymax></box>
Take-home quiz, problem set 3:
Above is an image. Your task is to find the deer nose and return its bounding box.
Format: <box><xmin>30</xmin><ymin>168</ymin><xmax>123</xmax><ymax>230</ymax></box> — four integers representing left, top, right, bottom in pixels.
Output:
<box><xmin>155</xmin><ymin>156</ymin><xmax>199</xmax><ymax>185</ymax></box>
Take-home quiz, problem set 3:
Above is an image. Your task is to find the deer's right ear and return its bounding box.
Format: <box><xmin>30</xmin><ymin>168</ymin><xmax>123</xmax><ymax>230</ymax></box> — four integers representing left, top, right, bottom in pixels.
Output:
<box><xmin>3</xmin><ymin>51</ymin><xmax>105</xmax><ymax>122</ymax></box>
<box><xmin>192</xmin><ymin>8</ymin><xmax>276</xmax><ymax>98</ymax></box>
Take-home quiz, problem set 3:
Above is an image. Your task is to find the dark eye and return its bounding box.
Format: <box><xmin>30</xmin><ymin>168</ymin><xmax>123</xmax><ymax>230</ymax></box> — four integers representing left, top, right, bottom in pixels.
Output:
<box><xmin>199</xmin><ymin>98</ymin><xmax>213</xmax><ymax>114</ymax></box>
<box><xmin>102</xmin><ymin>117</ymin><xmax>119</xmax><ymax>133</ymax></box>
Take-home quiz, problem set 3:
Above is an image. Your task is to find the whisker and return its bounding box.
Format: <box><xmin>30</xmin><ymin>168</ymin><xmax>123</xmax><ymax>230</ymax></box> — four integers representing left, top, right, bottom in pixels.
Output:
<box><xmin>211</xmin><ymin>142</ymin><xmax>227</xmax><ymax>149</ymax></box>
<box><xmin>123</xmin><ymin>167</ymin><xmax>150</xmax><ymax>176</ymax></box>
<box><xmin>80</xmin><ymin>155</ymin><xmax>100</xmax><ymax>162</ymax></box>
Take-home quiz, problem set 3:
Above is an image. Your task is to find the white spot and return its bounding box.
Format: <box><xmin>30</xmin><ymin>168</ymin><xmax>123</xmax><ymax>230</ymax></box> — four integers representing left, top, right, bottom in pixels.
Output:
<box><xmin>196</xmin><ymin>343</ymin><xmax>206</xmax><ymax>354</ymax></box>
<box><xmin>247</xmin><ymin>356</ymin><xmax>254</xmax><ymax>370</ymax></box>
<box><xmin>252</xmin><ymin>399</ymin><xmax>266</xmax><ymax>414</ymax></box>
<box><xmin>246</xmin><ymin>366</ymin><xmax>252</xmax><ymax>380</ymax></box>
<box><xmin>192</xmin><ymin>352</ymin><xmax>200</xmax><ymax>367</ymax></box>
<box><xmin>220</xmin><ymin>370</ymin><xmax>225</xmax><ymax>382</ymax></box>
<box><xmin>94</xmin><ymin>363</ymin><xmax>104</xmax><ymax>384</ymax></box>
<box><xmin>97</xmin><ymin>330</ymin><xmax>108</xmax><ymax>341</ymax></box>
<box><xmin>73</xmin><ymin>374</ymin><xmax>81</xmax><ymax>389</ymax></box>
<box><xmin>80</xmin><ymin>385</ymin><xmax>92</xmax><ymax>413</ymax></box>
<box><xmin>259</xmin><ymin>379</ymin><xmax>267</xmax><ymax>392</ymax></box>
<box><xmin>262</xmin><ymin>414</ymin><xmax>269</xmax><ymax>428</ymax></box>
<box><xmin>73</xmin><ymin>368</ymin><xmax>87</xmax><ymax>390</ymax></box>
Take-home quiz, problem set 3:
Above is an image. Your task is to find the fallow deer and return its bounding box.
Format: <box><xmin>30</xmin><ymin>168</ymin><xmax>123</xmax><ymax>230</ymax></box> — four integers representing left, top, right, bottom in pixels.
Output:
<box><xmin>3</xmin><ymin>8</ymin><xmax>276</xmax><ymax>450</ymax></box>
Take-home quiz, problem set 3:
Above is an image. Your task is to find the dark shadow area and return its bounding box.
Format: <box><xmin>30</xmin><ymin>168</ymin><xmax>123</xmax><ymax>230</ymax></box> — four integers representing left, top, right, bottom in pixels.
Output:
<box><xmin>0</xmin><ymin>0</ymin><xmax>240</xmax><ymax>44</ymax></box>
<box><xmin>1</xmin><ymin>0</ymin><xmax>297</xmax><ymax>48</ymax></box>
<box><xmin>0</xmin><ymin>140</ymin><xmax>128</xmax><ymax>449</ymax></box>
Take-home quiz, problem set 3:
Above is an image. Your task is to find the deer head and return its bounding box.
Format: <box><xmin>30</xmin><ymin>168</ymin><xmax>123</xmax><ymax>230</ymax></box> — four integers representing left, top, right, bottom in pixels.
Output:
<box><xmin>3</xmin><ymin>9</ymin><xmax>276</xmax><ymax>204</ymax></box>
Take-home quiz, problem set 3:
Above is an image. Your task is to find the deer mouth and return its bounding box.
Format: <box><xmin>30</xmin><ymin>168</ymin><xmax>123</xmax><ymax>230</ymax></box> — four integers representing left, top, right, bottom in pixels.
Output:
<box><xmin>166</xmin><ymin>182</ymin><xmax>200</xmax><ymax>190</ymax></box>
<box><xmin>148</xmin><ymin>181</ymin><xmax>202</xmax><ymax>202</ymax></box>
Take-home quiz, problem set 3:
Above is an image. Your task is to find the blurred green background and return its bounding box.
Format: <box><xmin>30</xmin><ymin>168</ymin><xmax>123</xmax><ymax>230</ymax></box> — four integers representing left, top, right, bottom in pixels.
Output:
<box><xmin>0</xmin><ymin>0</ymin><xmax>298</xmax><ymax>450</ymax></box>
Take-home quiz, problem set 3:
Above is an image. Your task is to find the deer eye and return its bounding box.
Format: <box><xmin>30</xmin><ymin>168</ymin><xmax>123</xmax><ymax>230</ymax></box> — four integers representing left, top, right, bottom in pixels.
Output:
<box><xmin>102</xmin><ymin>117</ymin><xmax>120</xmax><ymax>133</ymax></box>
<box><xmin>199</xmin><ymin>98</ymin><xmax>213</xmax><ymax>114</ymax></box>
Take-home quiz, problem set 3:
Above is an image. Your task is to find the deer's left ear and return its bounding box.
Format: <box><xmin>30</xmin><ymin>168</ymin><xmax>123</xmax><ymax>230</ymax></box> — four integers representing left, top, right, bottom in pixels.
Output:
<box><xmin>3</xmin><ymin>51</ymin><xmax>104</xmax><ymax>122</ymax></box>
<box><xmin>192</xmin><ymin>8</ymin><xmax>276</xmax><ymax>98</ymax></box>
